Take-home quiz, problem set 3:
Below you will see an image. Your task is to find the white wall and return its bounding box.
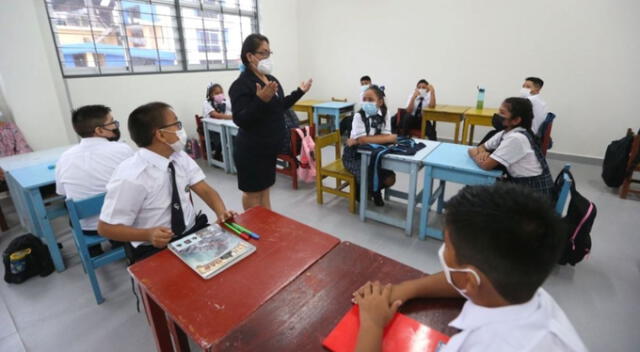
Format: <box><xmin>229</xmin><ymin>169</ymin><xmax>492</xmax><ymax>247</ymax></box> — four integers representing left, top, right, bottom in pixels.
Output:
<box><xmin>297</xmin><ymin>0</ymin><xmax>640</xmax><ymax>159</ymax></box>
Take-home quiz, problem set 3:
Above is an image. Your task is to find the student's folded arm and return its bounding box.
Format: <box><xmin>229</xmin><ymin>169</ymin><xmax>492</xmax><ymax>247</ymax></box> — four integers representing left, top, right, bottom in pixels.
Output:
<box><xmin>472</xmin><ymin>152</ymin><xmax>500</xmax><ymax>170</ymax></box>
<box><xmin>357</xmin><ymin>134</ymin><xmax>397</xmax><ymax>145</ymax></box>
<box><xmin>209</xmin><ymin>110</ymin><xmax>231</xmax><ymax>120</ymax></box>
<box><xmin>391</xmin><ymin>272</ymin><xmax>461</xmax><ymax>303</ymax></box>
<box><xmin>428</xmin><ymin>90</ymin><xmax>436</xmax><ymax>108</ymax></box>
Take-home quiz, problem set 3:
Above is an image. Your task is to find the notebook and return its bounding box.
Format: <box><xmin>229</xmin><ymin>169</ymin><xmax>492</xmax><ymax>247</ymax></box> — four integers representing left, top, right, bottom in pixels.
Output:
<box><xmin>323</xmin><ymin>305</ymin><xmax>450</xmax><ymax>352</ymax></box>
<box><xmin>168</xmin><ymin>224</ymin><xmax>256</xmax><ymax>279</ymax></box>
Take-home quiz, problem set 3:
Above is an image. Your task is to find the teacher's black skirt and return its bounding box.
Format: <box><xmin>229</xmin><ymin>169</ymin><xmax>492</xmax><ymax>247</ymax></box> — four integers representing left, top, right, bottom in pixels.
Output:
<box><xmin>234</xmin><ymin>141</ymin><xmax>278</xmax><ymax>193</ymax></box>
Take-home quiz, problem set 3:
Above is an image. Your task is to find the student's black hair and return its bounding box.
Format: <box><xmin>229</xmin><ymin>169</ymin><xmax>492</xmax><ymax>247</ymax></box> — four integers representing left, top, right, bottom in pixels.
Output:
<box><xmin>365</xmin><ymin>85</ymin><xmax>388</xmax><ymax>120</ymax></box>
<box><xmin>71</xmin><ymin>105</ymin><xmax>111</xmax><ymax>138</ymax></box>
<box><xmin>206</xmin><ymin>83</ymin><xmax>223</xmax><ymax>103</ymax></box>
<box><xmin>445</xmin><ymin>183</ymin><xmax>564</xmax><ymax>304</ymax></box>
<box><xmin>525</xmin><ymin>77</ymin><xmax>544</xmax><ymax>89</ymax></box>
<box><xmin>416</xmin><ymin>79</ymin><xmax>429</xmax><ymax>87</ymax></box>
<box><xmin>360</xmin><ymin>75</ymin><xmax>372</xmax><ymax>83</ymax></box>
<box><xmin>240</xmin><ymin>33</ymin><xmax>269</xmax><ymax>66</ymax></box>
<box><xmin>128</xmin><ymin>102</ymin><xmax>172</xmax><ymax>147</ymax></box>
<box><xmin>502</xmin><ymin>97</ymin><xmax>535</xmax><ymax>136</ymax></box>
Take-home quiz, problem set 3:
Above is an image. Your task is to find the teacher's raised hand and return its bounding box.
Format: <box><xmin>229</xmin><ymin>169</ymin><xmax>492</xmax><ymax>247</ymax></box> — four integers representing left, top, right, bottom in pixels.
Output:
<box><xmin>299</xmin><ymin>78</ymin><xmax>313</xmax><ymax>93</ymax></box>
<box><xmin>256</xmin><ymin>81</ymin><xmax>278</xmax><ymax>102</ymax></box>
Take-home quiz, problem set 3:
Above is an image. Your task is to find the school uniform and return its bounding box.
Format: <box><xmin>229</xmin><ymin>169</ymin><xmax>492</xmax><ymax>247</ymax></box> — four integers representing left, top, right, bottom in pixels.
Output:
<box><xmin>443</xmin><ymin>288</ymin><xmax>587</xmax><ymax>352</ymax></box>
<box><xmin>399</xmin><ymin>92</ymin><xmax>436</xmax><ymax>139</ymax></box>
<box><xmin>202</xmin><ymin>99</ymin><xmax>233</xmax><ymax>160</ymax></box>
<box><xmin>99</xmin><ymin>148</ymin><xmax>207</xmax><ymax>261</ymax></box>
<box><xmin>528</xmin><ymin>94</ymin><xmax>549</xmax><ymax>135</ymax></box>
<box><xmin>484</xmin><ymin>127</ymin><xmax>554</xmax><ymax>196</ymax></box>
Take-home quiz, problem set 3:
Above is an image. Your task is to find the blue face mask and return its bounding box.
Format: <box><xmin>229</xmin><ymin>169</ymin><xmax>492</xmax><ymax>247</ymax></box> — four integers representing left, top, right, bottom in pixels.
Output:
<box><xmin>362</xmin><ymin>102</ymin><xmax>378</xmax><ymax>116</ymax></box>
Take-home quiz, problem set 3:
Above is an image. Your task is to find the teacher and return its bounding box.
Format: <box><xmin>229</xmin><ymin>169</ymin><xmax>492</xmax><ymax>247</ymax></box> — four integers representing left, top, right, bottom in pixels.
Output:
<box><xmin>229</xmin><ymin>33</ymin><xmax>312</xmax><ymax>210</ymax></box>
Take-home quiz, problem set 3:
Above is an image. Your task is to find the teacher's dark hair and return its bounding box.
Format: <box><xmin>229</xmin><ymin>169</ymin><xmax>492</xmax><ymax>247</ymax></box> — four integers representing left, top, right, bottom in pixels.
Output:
<box><xmin>241</xmin><ymin>33</ymin><xmax>270</xmax><ymax>66</ymax></box>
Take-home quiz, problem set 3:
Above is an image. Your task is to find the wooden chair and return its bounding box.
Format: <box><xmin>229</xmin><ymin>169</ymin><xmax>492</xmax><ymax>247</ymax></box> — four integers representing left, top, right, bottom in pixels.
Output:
<box><xmin>66</xmin><ymin>194</ymin><xmax>126</xmax><ymax>304</ymax></box>
<box><xmin>395</xmin><ymin>108</ymin><xmax>422</xmax><ymax>138</ymax></box>
<box><xmin>331</xmin><ymin>97</ymin><xmax>347</xmax><ymax>102</ymax></box>
<box><xmin>539</xmin><ymin>112</ymin><xmax>556</xmax><ymax>157</ymax></box>
<box><xmin>194</xmin><ymin>114</ymin><xmax>207</xmax><ymax>159</ymax></box>
<box><xmin>315</xmin><ymin>131</ymin><xmax>356</xmax><ymax>213</ymax></box>
<box><xmin>277</xmin><ymin>126</ymin><xmax>315</xmax><ymax>190</ymax></box>
<box><xmin>620</xmin><ymin>129</ymin><xmax>640</xmax><ymax>199</ymax></box>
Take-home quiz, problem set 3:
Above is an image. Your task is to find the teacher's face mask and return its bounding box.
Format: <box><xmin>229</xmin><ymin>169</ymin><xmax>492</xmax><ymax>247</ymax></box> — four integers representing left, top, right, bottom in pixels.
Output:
<box><xmin>257</xmin><ymin>58</ymin><xmax>273</xmax><ymax>75</ymax></box>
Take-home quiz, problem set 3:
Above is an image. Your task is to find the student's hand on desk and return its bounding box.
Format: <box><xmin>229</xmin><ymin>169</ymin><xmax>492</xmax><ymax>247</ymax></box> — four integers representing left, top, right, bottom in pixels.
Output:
<box><xmin>256</xmin><ymin>81</ymin><xmax>278</xmax><ymax>102</ymax></box>
<box><xmin>346</xmin><ymin>138</ymin><xmax>358</xmax><ymax>147</ymax></box>
<box><xmin>353</xmin><ymin>281</ymin><xmax>402</xmax><ymax>330</ymax></box>
<box><xmin>299</xmin><ymin>78</ymin><xmax>313</xmax><ymax>93</ymax></box>
<box><xmin>147</xmin><ymin>227</ymin><xmax>173</xmax><ymax>248</ymax></box>
<box><xmin>216</xmin><ymin>210</ymin><xmax>239</xmax><ymax>224</ymax></box>
<box><xmin>352</xmin><ymin>281</ymin><xmax>404</xmax><ymax>305</ymax></box>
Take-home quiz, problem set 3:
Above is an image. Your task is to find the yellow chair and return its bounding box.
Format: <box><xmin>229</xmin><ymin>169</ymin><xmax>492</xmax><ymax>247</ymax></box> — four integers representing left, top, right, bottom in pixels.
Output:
<box><xmin>331</xmin><ymin>97</ymin><xmax>347</xmax><ymax>102</ymax></box>
<box><xmin>315</xmin><ymin>132</ymin><xmax>357</xmax><ymax>213</ymax></box>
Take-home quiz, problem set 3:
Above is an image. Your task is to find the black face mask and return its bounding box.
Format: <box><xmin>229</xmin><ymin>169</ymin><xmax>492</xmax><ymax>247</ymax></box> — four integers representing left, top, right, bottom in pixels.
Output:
<box><xmin>491</xmin><ymin>113</ymin><xmax>507</xmax><ymax>131</ymax></box>
<box><xmin>106</xmin><ymin>128</ymin><xmax>121</xmax><ymax>142</ymax></box>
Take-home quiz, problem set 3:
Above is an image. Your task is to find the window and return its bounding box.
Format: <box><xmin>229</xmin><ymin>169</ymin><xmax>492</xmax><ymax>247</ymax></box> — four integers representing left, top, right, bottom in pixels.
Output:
<box><xmin>45</xmin><ymin>0</ymin><xmax>258</xmax><ymax>77</ymax></box>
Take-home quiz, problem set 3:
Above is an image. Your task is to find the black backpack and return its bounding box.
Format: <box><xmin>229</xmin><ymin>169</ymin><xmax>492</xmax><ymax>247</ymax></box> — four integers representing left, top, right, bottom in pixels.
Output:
<box><xmin>3</xmin><ymin>234</ymin><xmax>54</xmax><ymax>284</ymax></box>
<box><xmin>280</xmin><ymin>109</ymin><xmax>301</xmax><ymax>155</ymax></box>
<box><xmin>602</xmin><ymin>131</ymin><xmax>635</xmax><ymax>187</ymax></box>
<box><xmin>553</xmin><ymin>170</ymin><xmax>597</xmax><ymax>266</ymax></box>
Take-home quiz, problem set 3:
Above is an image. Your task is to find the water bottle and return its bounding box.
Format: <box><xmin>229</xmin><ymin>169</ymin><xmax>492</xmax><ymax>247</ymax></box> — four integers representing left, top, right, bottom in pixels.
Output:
<box><xmin>476</xmin><ymin>86</ymin><xmax>485</xmax><ymax>110</ymax></box>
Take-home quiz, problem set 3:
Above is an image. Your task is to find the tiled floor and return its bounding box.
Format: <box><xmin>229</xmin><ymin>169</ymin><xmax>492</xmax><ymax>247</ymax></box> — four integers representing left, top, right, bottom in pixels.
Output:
<box><xmin>0</xmin><ymin>156</ymin><xmax>638</xmax><ymax>351</ymax></box>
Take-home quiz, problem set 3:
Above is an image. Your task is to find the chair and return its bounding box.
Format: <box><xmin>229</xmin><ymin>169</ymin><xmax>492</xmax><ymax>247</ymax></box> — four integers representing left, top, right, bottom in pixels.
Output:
<box><xmin>395</xmin><ymin>108</ymin><xmax>422</xmax><ymax>138</ymax></box>
<box><xmin>538</xmin><ymin>112</ymin><xmax>556</xmax><ymax>157</ymax></box>
<box><xmin>66</xmin><ymin>194</ymin><xmax>126</xmax><ymax>304</ymax></box>
<box><xmin>0</xmin><ymin>180</ymin><xmax>8</xmax><ymax>231</ymax></box>
<box><xmin>277</xmin><ymin>126</ymin><xmax>315</xmax><ymax>190</ymax></box>
<box><xmin>194</xmin><ymin>114</ymin><xmax>207</xmax><ymax>159</ymax></box>
<box><xmin>555</xmin><ymin>164</ymin><xmax>572</xmax><ymax>215</ymax></box>
<box><xmin>331</xmin><ymin>97</ymin><xmax>347</xmax><ymax>102</ymax></box>
<box><xmin>619</xmin><ymin>129</ymin><xmax>640</xmax><ymax>199</ymax></box>
<box><xmin>315</xmin><ymin>132</ymin><xmax>356</xmax><ymax>213</ymax></box>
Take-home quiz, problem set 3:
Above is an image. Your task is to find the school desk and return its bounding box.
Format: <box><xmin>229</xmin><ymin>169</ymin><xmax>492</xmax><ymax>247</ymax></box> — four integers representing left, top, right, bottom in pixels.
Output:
<box><xmin>128</xmin><ymin>207</ymin><xmax>340</xmax><ymax>352</ymax></box>
<box><xmin>221</xmin><ymin>120</ymin><xmax>239</xmax><ymax>174</ymax></box>
<box><xmin>461</xmin><ymin>107</ymin><xmax>499</xmax><ymax>145</ymax></box>
<box><xmin>313</xmin><ymin>101</ymin><xmax>355</xmax><ymax>135</ymax></box>
<box><xmin>422</xmin><ymin>105</ymin><xmax>470</xmax><ymax>143</ymax></box>
<box><xmin>419</xmin><ymin>143</ymin><xmax>503</xmax><ymax>240</ymax></box>
<box><xmin>201</xmin><ymin>117</ymin><xmax>231</xmax><ymax>172</ymax></box>
<box><xmin>6</xmin><ymin>163</ymin><xmax>68</xmax><ymax>272</ymax></box>
<box><xmin>292</xmin><ymin>99</ymin><xmax>326</xmax><ymax>127</ymax></box>
<box><xmin>0</xmin><ymin>146</ymin><xmax>69</xmax><ymax>231</ymax></box>
<box><xmin>358</xmin><ymin>140</ymin><xmax>440</xmax><ymax>236</ymax></box>
<box><xmin>217</xmin><ymin>241</ymin><xmax>464</xmax><ymax>351</ymax></box>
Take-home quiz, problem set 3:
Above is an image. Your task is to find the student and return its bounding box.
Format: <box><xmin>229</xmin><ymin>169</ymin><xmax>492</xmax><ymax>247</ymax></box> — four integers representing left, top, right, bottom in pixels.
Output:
<box><xmin>342</xmin><ymin>85</ymin><xmax>397</xmax><ymax>206</ymax></box>
<box><xmin>468</xmin><ymin>97</ymin><xmax>554</xmax><ymax>197</ymax></box>
<box><xmin>56</xmin><ymin>105</ymin><xmax>133</xmax><ymax>257</ymax></box>
<box><xmin>352</xmin><ymin>183</ymin><xmax>587</xmax><ymax>352</ymax></box>
<box><xmin>359</xmin><ymin>75</ymin><xmax>372</xmax><ymax>98</ymax></box>
<box><xmin>203</xmin><ymin>83</ymin><xmax>233</xmax><ymax>161</ymax></box>
<box><xmin>98</xmin><ymin>102</ymin><xmax>236</xmax><ymax>262</ymax></box>
<box><xmin>520</xmin><ymin>76</ymin><xmax>548</xmax><ymax>135</ymax></box>
<box><xmin>398</xmin><ymin>79</ymin><xmax>437</xmax><ymax>138</ymax></box>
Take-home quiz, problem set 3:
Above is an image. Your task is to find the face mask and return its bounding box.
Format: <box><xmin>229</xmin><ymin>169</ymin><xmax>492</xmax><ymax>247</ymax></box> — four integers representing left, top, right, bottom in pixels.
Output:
<box><xmin>257</xmin><ymin>58</ymin><xmax>273</xmax><ymax>75</ymax></box>
<box><xmin>106</xmin><ymin>128</ymin><xmax>121</xmax><ymax>142</ymax></box>
<box><xmin>361</xmin><ymin>102</ymin><xmax>378</xmax><ymax>117</ymax></box>
<box><xmin>163</xmin><ymin>128</ymin><xmax>188</xmax><ymax>153</ymax></box>
<box><xmin>519</xmin><ymin>87</ymin><xmax>532</xmax><ymax>97</ymax></box>
<box><xmin>438</xmin><ymin>244</ymin><xmax>481</xmax><ymax>301</ymax></box>
<box><xmin>360</xmin><ymin>84</ymin><xmax>370</xmax><ymax>92</ymax></box>
<box><xmin>213</xmin><ymin>94</ymin><xmax>226</xmax><ymax>104</ymax></box>
<box><xmin>491</xmin><ymin>113</ymin><xmax>508</xmax><ymax>130</ymax></box>
<box><xmin>418</xmin><ymin>88</ymin><xmax>428</xmax><ymax>96</ymax></box>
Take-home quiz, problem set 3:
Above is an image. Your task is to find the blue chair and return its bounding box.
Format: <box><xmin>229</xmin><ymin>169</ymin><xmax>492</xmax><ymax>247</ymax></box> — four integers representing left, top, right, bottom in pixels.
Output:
<box><xmin>555</xmin><ymin>164</ymin><xmax>572</xmax><ymax>215</ymax></box>
<box><xmin>66</xmin><ymin>193</ymin><xmax>126</xmax><ymax>304</ymax></box>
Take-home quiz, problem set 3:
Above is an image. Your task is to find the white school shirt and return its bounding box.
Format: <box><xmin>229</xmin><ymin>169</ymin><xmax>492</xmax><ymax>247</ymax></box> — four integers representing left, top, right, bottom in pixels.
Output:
<box><xmin>99</xmin><ymin>148</ymin><xmax>206</xmax><ymax>248</ymax></box>
<box><xmin>528</xmin><ymin>94</ymin><xmax>548</xmax><ymax>135</ymax></box>
<box><xmin>442</xmin><ymin>288</ymin><xmax>587</xmax><ymax>352</ymax></box>
<box><xmin>406</xmin><ymin>92</ymin><xmax>432</xmax><ymax>116</ymax></box>
<box><xmin>350</xmin><ymin>109</ymin><xmax>392</xmax><ymax>139</ymax></box>
<box><xmin>484</xmin><ymin>127</ymin><xmax>543</xmax><ymax>177</ymax></box>
<box><xmin>55</xmin><ymin>137</ymin><xmax>134</xmax><ymax>230</ymax></box>
<box><xmin>202</xmin><ymin>99</ymin><xmax>232</xmax><ymax>118</ymax></box>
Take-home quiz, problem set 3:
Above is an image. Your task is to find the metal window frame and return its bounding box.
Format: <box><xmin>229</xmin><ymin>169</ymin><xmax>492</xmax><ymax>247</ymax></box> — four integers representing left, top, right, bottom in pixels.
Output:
<box><xmin>44</xmin><ymin>0</ymin><xmax>259</xmax><ymax>78</ymax></box>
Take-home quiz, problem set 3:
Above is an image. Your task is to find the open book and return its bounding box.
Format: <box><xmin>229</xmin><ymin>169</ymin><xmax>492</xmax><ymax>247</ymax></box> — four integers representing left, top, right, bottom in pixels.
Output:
<box><xmin>168</xmin><ymin>224</ymin><xmax>256</xmax><ymax>279</ymax></box>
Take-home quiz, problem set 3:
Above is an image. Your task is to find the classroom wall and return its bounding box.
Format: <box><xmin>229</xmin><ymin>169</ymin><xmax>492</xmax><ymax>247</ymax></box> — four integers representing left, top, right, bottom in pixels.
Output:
<box><xmin>296</xmin><ymin>0</ymin><xmax>640</xmax><ymax>159</ymax></box>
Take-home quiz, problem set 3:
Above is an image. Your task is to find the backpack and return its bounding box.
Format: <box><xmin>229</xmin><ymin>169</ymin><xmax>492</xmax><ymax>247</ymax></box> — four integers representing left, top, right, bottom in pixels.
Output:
<box><xmin>185</xmin><ymin>138</ymin><xmax>201</xmax><ymax>160</ymax></box>
<box><xmin>553</xmin><ymin>170</ymin><xmax>597</xmax><ymax>266</ymax></box>
<box><xmin>281</xmin><ymin>109</ymin><xmax>301</xmax><ymax>155</ymax></box>
<box><xmin>295</xmin><ymin>126</ymin><xmax>316</xmax><ymax>183</ymax></box>
<box><xmin>602</xmin><ymin>132</ymin><xmax>634</xmax><ymax>187</ymax></box>
<box><xmin>3</xmin><ymin>234</ymin><xmax>54</xmax><ymax>284</ymax></box>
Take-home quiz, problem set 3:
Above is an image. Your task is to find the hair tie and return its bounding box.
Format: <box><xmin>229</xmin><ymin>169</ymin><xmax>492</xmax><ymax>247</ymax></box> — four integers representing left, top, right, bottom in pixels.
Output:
<box><xmin>238</xmin><ymin>63</ymin><xmax>246</xmax><ymax>72</ymax></box>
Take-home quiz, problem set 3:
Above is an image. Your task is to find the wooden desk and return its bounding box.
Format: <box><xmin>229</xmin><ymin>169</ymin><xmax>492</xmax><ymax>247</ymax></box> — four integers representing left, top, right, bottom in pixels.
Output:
<box><xmin>422</xmin><ymin>105</ymin><xmax>470</xmax><ymax>144</ymax></box>
<box><xmin>128</xmin><ymin>207</ymin><xmax>340</xmax><ymax>352</ymax></box>
<box><xmin>217</xmin><ymin>242</ymin><xmax>464</xmax><ymax>351</ymax></box>
<box><xmin>292</xmin><ymin>99</ymin><xmax>326</xmax><ymax>127</ymax></box>
<box><xmin>461</xmin><ymin>108</ymin><xmax>499</xmax><ymax>145</ymax></box>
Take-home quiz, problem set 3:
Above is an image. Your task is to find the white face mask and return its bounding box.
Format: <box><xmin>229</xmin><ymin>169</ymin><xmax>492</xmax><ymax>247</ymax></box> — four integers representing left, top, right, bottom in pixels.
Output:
<box><xmin>438</xmin><ymin>244</ymin><xmax>481</xmax><ymax>301</ymax></box>
<box><xmin>519</xmin><ymin>87</ymin><xmax>532</xmax><ymax>97</ymax></box>
<box><xmin>257</xmin><ymin>58</ymin><xmax>273</xmax><ymax>75</ymax></box>
<box><xmin>418</xmin><ymin>88</ymin><xmax>428</xmax><ymax>96</ymax></box>
<box><xmin>163</xmin><ymin>128</ymin><xmax>187</xmax><ymax>153</ymax></box>
<box><xmin>360</xmin><ymin>84</ymin><xmax>370</xmax><ymax>92</ymax></box>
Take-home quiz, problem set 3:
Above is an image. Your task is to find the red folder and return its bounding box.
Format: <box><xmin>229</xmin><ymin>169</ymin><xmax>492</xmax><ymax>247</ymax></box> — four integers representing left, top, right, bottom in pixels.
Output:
<box><xmin>323</xmin><ymin>305</ymin><xmax>450</xmax><ymax>352</ymax></box>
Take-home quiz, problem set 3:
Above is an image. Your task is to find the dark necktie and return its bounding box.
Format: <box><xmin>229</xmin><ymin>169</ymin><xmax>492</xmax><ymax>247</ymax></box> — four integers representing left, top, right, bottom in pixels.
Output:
<box><xmin>168</xmin><ymin>162</ymin><xmax>186</xmax><ymax>236</ymax></box>
<box><xmin>415</xmin><ymin>96</ymin><xmax>424</xmax><ymax>119</ymax></box>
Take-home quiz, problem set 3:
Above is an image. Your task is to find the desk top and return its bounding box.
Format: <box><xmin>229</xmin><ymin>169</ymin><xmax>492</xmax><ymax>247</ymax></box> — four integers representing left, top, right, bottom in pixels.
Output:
<box><xmin>424</xmin><ymin>142</ymin><xmax>503</xmax><ymax>177</ymax></box>
<box><xmin>358</xmin><ymin>139</ymin><xmax>440</xmax><ymax>163</ymax></box>
<box><xmin>464</xmin><ymin>108</ymin><xmax>499</xmax><ymax>117</ymax></box>
<box><xmin>128</xmin><ymin>207</ymin><xmax>340</xmax><ymax>350</ymax></box>
<box><xmin>9</xmin><ymin>162</ymin><xmax>57</xmax><ymax>189</ymax></box>
<box><xmin>424</xmin><ymin>105</ymin><xmax>471</xmax><ymax>114</ymax></box>
<box><xmin>0</xmin><ymin>146</ymin><xmax>69</xmax><ymax>172</ymax></box>
<box><xmin>201</xmin><ymin>117</ymin><xmax>238</xmax><ymax>128</ymax></box>
<box><xmin>313</xmin><ymin>101</ymin><xmax>355</xmax><ymax>109</ymax></box>
<box><xmin>217</xmin><ymin>242</ymin><xmax>464</xmax><ymax>351</ymax></box>
<box><xmin>294</xmin><ymin>99</ymin><xmax>327</xmax><ymax>107</ymax></box>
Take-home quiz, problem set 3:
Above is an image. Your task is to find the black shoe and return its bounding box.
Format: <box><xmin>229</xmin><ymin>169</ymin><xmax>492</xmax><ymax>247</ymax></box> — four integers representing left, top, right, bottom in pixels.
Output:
<box><xmin>372</xmin><ymin>192</ymin><xmax>385</xmax><ymax>207</ymax></box>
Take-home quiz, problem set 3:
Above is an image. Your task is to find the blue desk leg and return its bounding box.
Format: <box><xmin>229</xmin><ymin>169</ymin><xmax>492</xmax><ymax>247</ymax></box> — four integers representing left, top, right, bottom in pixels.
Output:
<box><xmin>203</xmin><ymin>126</ymin><xmax>213</xmax><ymax>167</ymax></box>
<box><xmin>419</xmin><ymin>166</ymin><xmax>434</xmax><ymax>240</ymax></box>
<box><xmin>27</xmin><ymin>189</ymin><xmax>65</xmax><ymax>272</ymax></box>
<box><xmin>436</xmin><ymin>180</ymin><xmax>446</xmax><ymax>214</ymax></box>
<box><xmin>219</xmin><ymin>126</ymin><xmax>230</xmax><ymax>173</ymax></box>
<box><xmin>405</xmin><ymin>163</ymin><xmax>419</xmax><ymax>236</ymax></box>
<box><xmin>359</xmin><ymin>154</ymin><xmax>368</xmax><ymax>221</ymax></box>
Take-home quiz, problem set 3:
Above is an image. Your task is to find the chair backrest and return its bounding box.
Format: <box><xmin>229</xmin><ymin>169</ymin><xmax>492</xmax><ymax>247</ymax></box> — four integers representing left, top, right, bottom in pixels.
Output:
<box><xmin>555</xmin><ymin>164</ymin><xmax>572</xmax><ymax>215</ymax></box>
<box><xmin>331</xmin><ymin>97</ymin><xmax>347</xmax><ymax>102</ymax></box>
<box><xmin>626</xmin><ymin>129</ymin><xmax>640</xmax><ymax>172</ymax></box>
<box><xmin>396</xmin><ymin>108</ymin><xmax>407</xmax><ymax>127</ymax></box>
<box><xmin>540</xmin><ymin>112</ymin><xmax>556</xmax><ymax>156</ymax></box>
<box><xmin>66</xmin><ymin>193</ymin><xmax>106</xmax><ymax>247</ymax></box>
<box><xmin>314</xmin><ymin>131</ymin><xmax>341</xmax><ymax>168</ymax></box>
<box><xmin>195</xmin><ymin>114</ymin><xmax>204</xmax><ymax>137</ymax></box>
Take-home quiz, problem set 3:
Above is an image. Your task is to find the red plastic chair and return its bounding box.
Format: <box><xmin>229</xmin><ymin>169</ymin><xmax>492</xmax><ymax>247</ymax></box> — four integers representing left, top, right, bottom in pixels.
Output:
<box><xmin>395</xmin><ymin>108</ymin><xmax>422</xmax><ymax>138</ymax></box>
<box><xmin>620</xmin><ymin>128</ymin><xmax>640</xmax><ymax>199</ymax></box>
<box><xmin>277</xmin><ymin>126</ymin><xmax>315</xmax><ymax>190</ymax></box>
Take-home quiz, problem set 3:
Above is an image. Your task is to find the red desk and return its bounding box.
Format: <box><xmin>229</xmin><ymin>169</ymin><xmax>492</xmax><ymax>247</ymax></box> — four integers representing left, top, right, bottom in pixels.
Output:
<box><xmin>128</xmin><ymin>207</ymin><xmax>340</xmax><ymax>351</ymax></box>
<box><xmin>218</xmin><ymin>242</ymin><xmax>464</xmax><ymax>351</ymax></box>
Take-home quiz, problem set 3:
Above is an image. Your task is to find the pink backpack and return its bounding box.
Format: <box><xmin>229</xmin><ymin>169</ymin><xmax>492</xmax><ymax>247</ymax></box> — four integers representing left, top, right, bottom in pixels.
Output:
<box><xmin>295</xmin><ymin>126</ymin><xmax>316</xmax><ymax>183</ymax></box>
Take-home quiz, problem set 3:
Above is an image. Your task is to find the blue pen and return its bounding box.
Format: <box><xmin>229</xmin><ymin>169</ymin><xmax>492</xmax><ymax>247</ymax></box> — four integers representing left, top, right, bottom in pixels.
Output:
<box><xmin>231</xmin><ymin>222</ymin><xmax>261</xmax><ymax>240</ymax></box>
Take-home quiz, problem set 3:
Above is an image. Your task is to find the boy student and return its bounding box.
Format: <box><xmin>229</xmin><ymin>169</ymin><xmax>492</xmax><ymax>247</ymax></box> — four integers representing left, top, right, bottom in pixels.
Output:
<box><xmin>98</xmin><ymin>102</ymin><xmax>236</xmax><ymax>261</ymax></box>
<box><xmin>352</xmin><ymin>184</ymin><xmax>587</xmax><ymax>352</ymax></box>
<box><xmin>396</xmin><ymin>79</ymin><xmax>437</xmax><ymax>138</ymax></box>
<box><xmin>56</xmin><ymin>105</ymin><xmax>133</xmax><ymax>257</ymax></box>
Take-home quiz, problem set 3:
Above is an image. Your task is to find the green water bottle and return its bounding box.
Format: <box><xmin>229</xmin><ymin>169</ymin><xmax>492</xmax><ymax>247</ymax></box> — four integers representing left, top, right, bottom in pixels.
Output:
<box><xmin>476</xmin><ymin>86</ymin><xmax>485</xmax><ymax>110</ymax></box>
